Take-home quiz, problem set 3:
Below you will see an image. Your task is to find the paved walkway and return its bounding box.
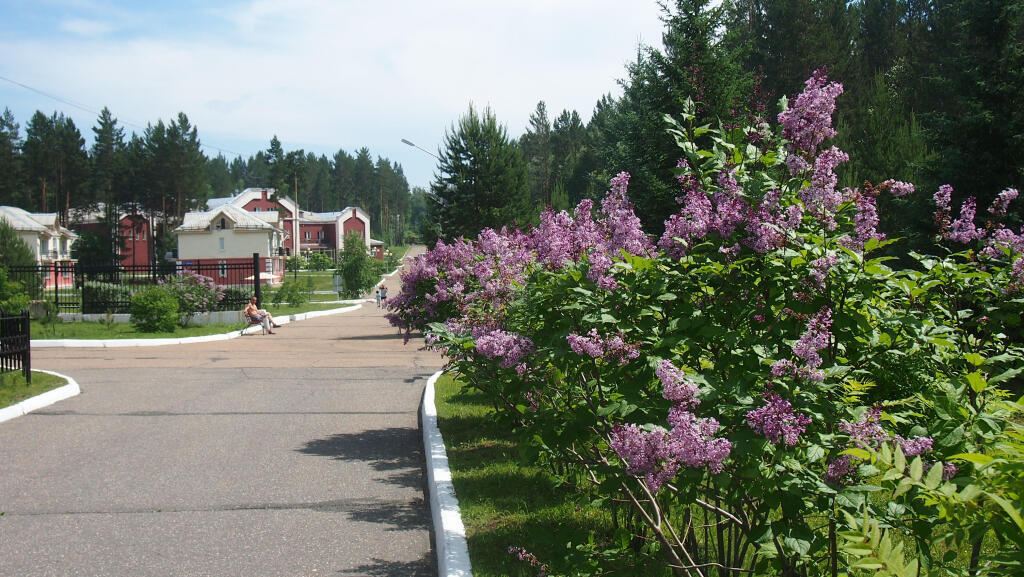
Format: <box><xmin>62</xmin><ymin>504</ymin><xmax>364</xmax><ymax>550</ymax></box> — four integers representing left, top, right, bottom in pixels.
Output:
<box><xmin>0</xmin><ymin>256</ymin><xmax>445</xmax><ymax>577</ymax></box>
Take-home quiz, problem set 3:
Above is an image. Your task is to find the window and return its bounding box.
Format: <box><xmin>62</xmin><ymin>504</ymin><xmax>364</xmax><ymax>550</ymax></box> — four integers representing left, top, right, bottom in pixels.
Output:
<box><xmin>218</xmin><ymin>260</ymin><xmax>227</xmax><ymax>278</ymax></box>
<box><xmin>318</xmin><ymin>230</ymin><xmax>325</xmax><ymax>240</ymax></box>
<box><xmin>217</xmin><ymin>217</ymin><xmax>227</xmax><ymax>230</ymax></box>
<box><xmin>265</xmin><ymin>258</ymin><xmax>272</xmax><ymax>274</ymax></box>
<box><xmin>304</xmin><ymin>231</ymin><xmax>311</xmax><ymax>241</ymax></box>
<box><xmin>219</xmin><ymin>237</ymin><xmax>225</xmax><ymax>251</ymax></box>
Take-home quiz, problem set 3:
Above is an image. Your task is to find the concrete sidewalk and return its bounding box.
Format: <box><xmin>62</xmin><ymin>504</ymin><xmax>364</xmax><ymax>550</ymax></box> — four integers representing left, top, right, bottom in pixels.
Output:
<box><xmin>0</xmin><ymin>257</ymin><xmax>445</xmax><ymax>577</ymax></box>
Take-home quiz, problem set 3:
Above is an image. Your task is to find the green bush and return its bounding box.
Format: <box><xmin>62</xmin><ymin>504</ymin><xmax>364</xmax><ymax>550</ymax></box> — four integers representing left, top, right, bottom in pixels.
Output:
<box><xmin>160</xmin><ymin>272</ymin><xmax>222</xmax><ymax>326</ymax></box>
<box><xmin>129</xmin><ymin>287</ymin><xmax>179</xmax><ymax>333</ymax></box>
<box><xmin>270</xmin><ymin>279</ymin><xmax>308</xmax><ymax>307</ymax></box>
<box><xmin>286</xmin><ymin>255</ymin><xmax>307</xmax><ymax>271</ymax></box>
<box><xmin>0</xmin><ymin>267</ymin><xmax>29</xmax><ymax>313</ymax></box>
<box><xmin>82</xmin><ymin>281</ymin><xmax>134</xmax><ymax>314</ymax></box>
<box><xmin>307</xmin><ymin>252</ymin><xmax>334</xmax><ymax>271</ymax></box>
<box><xmin>218</xmin><ymin>286</ymin><xmax>251</xmax><ymax>310</ymax></box>
<box><xmin>337</xmin><ymin>233</ymin><xmax>378</xmax><ymax>298</ymax></box>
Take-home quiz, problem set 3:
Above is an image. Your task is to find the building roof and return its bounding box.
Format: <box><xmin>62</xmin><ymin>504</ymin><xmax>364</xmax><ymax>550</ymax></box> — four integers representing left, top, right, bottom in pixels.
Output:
<box><xmin>0</xmin><ymin>206</ymin><xmax>77</xmax><ymax>238</ymax></box>
<box><xmin>176</xmin><ymin>204</ymin><xmax>280</xmax><ymax>233</ymax></box>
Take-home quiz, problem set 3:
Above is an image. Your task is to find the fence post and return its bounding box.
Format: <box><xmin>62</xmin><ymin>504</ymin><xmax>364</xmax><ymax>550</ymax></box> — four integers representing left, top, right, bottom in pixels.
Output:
<box><xmin>253</xmin><ymin>253</ymin><xmax>262</xmax><ymax>306</ymax></box>
<box><xmin>22</xmin><ymin>309</ymin><xmax>30</xmax><ymax>383</ymax></box>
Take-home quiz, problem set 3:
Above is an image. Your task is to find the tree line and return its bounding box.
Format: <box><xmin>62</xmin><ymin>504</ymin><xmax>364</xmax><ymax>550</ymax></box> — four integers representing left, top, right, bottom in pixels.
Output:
<box><xmin>429</xmin><ymin>0</ymin><xmax>1022</xmax><ymax>250</ymax></box>
<box><xmin>0</xmin><ymin>106</ymin><xmax>415</xmax><ymax>260</ymax></box>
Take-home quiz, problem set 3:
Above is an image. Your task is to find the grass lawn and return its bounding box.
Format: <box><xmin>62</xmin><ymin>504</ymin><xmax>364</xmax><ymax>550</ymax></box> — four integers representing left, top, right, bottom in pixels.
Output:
<box><xmin>31</xmin><ymin>301</ymin><xmax>361</xmax><ymax>340</ymax></box>
<box><xmin>0</xmin><ymin>371</ymin><xmax>68</xmax><ymax>409</ymax></box>
<box><xmin>434</xmin><ymin>374</ymin><xmax>640</xmax><ymax>576</ymax></box>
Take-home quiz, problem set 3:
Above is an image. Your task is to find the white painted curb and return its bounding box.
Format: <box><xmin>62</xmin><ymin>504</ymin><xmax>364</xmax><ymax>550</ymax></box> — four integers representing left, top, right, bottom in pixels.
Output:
<box><xmin>31</xmin><ymin>304</ymin><xmax>363</xmax><ymax>348</ymax></box>
<box><xmin>421</xmin><ymin>370</ymin><xmax>473</xmax><ymax>577</ymax></box>
<box><xmin>0</xmin><ymin>370</ymin><xmax>81</xmax><ymax>424</ymax></box>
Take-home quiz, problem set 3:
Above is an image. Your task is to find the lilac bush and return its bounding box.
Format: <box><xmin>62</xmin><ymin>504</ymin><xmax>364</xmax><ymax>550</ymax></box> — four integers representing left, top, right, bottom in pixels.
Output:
<box><xmin>391</xmin><ymin>70</ymin><xmax>1024</xmax><ymax>575</ymax></box>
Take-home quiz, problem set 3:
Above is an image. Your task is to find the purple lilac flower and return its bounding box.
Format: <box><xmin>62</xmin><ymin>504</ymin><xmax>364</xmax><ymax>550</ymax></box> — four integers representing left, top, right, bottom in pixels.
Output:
<box><xmin>824</xmin><ymin>454</ymin><xmax>858</xmax><ymax>486</ymax></box>
<box><xmin>799</xmin><ymin>147</ymin><xmax>850</xmax><ymax>230</ymax></box>
<box><xmin>778</xmin><ymin>69</ymin><xmax>844</xmax><ymax>156</ymax></box>
<box><xmin>809</xmin><ymin>252</ymin><xmax>838</xmax><ymax>288</ymax></box>
<box><xmin>475</xmin><ymin>329</ymin><xmax>535</xmax><ymax>369</ymax></box>
<box><xmin>934</xmin><ymin>184</ymin><xmax>953</xmax><ymax>213</ymax></box>
<box><xmin>659</xmin><ymin>187</ymin><xmax>713</xmax><ymax>257</ymax></box>
<box><xmin>508</xmin><ymin>546</ymin><xmax>549</xmax><ymax>577</ymax></box>
<box><xmin>894</xmin><ymin>435</ymin><xmax>934</xmax><ymax>457</ymax></box>
<box><xmin>657</xmin><ymin>360</ymin><xmax>700</xmax><ymax>409</ymax></box>
<box><xmin>1013</xmin><ymin>257</ymin><xmax>1024</xmax><ymax>286</ymax></box>
<box><xmin>745</xmin><ymin>188</ymin><xmax>802</xmax><ymax>253</ymax></box>
<box><xmin>989</xmin><ymin>187</ymin><xmax>1019</xmax><ymax>217</ymax></box>
<box><xmin>839</xmin><ymin>189</ymin><xmax>885</xmax><ymax>251</ymax></box>
<box><xmin>882</xmin><ymin>179</ymin><xmax>915</xmax><ymax>197</ymax></box>
<box><xmin>792</xmin><ymin>308</ymin><xmax>832</xmax><ymax>370</ymax></box>
<box><xmin>603</xmin><ymin>172</ymin><xmax>654</xmax><ymax>258</ymax></box>
<box><xmin>710</xmin><ymin>170</ymin><xmax>749</xmax><ymax>238</ymax></box>
<box><xmin>982</xmin><ymin>228</ymin><xmax>1024</xmax><ymax>258</ymax></box>
<box><xmin>746</xmin><ymin>392</ymin><xmax>812</xmax><ymax>446</ymax></box>
<box><xmin>566</xmin><ymin>329</ymin><xmax>639</xmax><ymax>364</ymax></box>
<box><xmin>838</xmin><ymin>408</ymin><xmax>889</xmax><ymax>446</ymax></box>
<box><xmin>946</xmin><ymin>197</ymin><xmax>987</xmax><ymax>243</ymax></box>
<box><xmin>665</xmin><ymin>410</ymin><xmax>731</xmax><ymax>474</ymax></box>
<box><xmin>609</xmin><ymin>424</ymin><xmax>679</xmax><ymax>491</ymax></box>
<box><xmin>786</xmin><ymin>154</ymin><xmax>811</xmax><ymax>176</ymax></box>
<box><xmin>941</xmin><ymin>462</ymin><xmax>958</xmax><ymax>480</ymax></box>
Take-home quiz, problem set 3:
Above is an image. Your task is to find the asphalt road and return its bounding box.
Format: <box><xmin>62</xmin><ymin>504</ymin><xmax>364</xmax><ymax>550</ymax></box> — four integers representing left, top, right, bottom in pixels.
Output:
<box><xmin>0</xmin><ymin>262</ymin><xmax>444</xmax><ymax>577</ymax></box>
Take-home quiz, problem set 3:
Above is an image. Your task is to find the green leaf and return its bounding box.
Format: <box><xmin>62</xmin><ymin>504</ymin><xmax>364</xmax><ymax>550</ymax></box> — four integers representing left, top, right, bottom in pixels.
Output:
<box><xmin>989</xmin><ymin>366</ymin><xmax>1024</xmax><ymax>386</ymax></box>
<box><xmin>949</xmin><ymin>452</ymin><xmax>993</xmax><ymax>465</ymax></box>
<box><xmin>964</xmin><ymin>352</ymin><xmax>984</xmax><ymax>366</ymax></box>
<box><xmin>986</xmin><ymin>491</ymin><xmax>1024</xmax><ymax>534</ymax></box>
<box><xmin>600</xmin><ymin>313</ymin><xmax>618</xmax><ymax>324</ymax></box>
<box><xmin>842</xmin><ymin>448</ymin><xmax>873</xmax><ymax>461</ymax></box>
<box><xmin>893</xmin><ymin>477</ymin><xmax>914</xmax><ymax>498</ymax></box>
<box><xmin>894</xmin><ymin>444</ymin><xmax>906</xmax><ymax>472</ymax></box>
<box><xmin>909</xmin><ymin>457</ymin><xmax>923</xmax><ymax>482</ymax></box>
<box><xmin>924</xmin><ymin>460</ymin><xmax>943</xmax><ymax>489</ymax></box>
<box><xmin>966</xmin><ymin>371</ymin><xmax>987</xmax><ymax>393</ymax></box>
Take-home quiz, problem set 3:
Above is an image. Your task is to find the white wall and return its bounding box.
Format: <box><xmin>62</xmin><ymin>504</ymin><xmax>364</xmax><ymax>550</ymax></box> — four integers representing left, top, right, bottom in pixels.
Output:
<box><xmin>178</xmin><ymin>229</ymin><xmax>275</xmax><ymax>259</ymax></box>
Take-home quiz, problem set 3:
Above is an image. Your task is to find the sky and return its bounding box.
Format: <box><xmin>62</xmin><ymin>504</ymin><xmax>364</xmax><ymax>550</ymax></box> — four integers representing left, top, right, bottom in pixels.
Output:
<box><xmin>0</xmin><ymin>0</ymin><xmax>668</xmax><ymax>190</ymax></box>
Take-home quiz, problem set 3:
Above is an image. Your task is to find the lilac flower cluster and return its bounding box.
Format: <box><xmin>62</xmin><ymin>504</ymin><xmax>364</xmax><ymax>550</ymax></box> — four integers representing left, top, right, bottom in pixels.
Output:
<box><xmin>799</xmin><ymin>147</ymin><xmax>851</xmax><ymax>230</ymax></box>
<box><xmin>508</xmin><ymin>546</ymin><xmax>548</xmax><ymax>577</ymax></box>
<box><xmin>566</xmin><ymin>328</ymin><xmax>640</xmax><ymax>365</ymax></box>
<box><xmin>825</xmin><ymin>408</ymin><xmax>940</xmax><ymax>486</ymax></box>
<box><xmin>475</xmin><ymin>329</ymin><xmax>536</xmax><ymax>374</ymax></box>
<box><xmin>746</xmin><ymin>392</ymin><xmax>813</xmax><ymax>446</ymax></box>
<box><xmin>778</xmin><ymin>69</ymin><xmax>844</xmax><ymax>156</ymax></box>
<box><xmin>530</xmin><ymin>173</ymin><xmax>651</xmax><ymax>289</ymax></box>
<box><xmin>932</xmin><ymin>185</ymin><xmax>1024</xmax><ymax>266</ymax></box>
<box><xmin>771</xmin><ymin>308</ymin><xmax>832</xmax><ymax>382</ymax></box>
<box><xmin>809</xmin><ymin>252</ymin><xmax>838</xmax><ymax>288</ymax></box>
<box><xmin>838</xmin><ymin>189</ymin><xmax>885</xmax><ymax>250</ymax></box>
<box><xmin>881</xmin><ymin>179</ymin><xmax>915</xmax><ymax>197</ymax></box>
<box><xmin>656</xmin><ymin>359</ymin><xmax>700</xmax><ymax>409</ymax></box>
<box><xmin>745</xmin><ymin>189</ymin><xmax>803</xmax><ymax>254</ymax></box>
<box><xmin>610</xmin><ymin>361</ymin><xmax>731</xmax><ymax>491</ymax></box>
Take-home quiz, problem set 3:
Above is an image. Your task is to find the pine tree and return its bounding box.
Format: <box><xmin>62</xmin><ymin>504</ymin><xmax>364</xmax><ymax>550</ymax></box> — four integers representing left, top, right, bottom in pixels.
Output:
<box><xmin>430</xmin><ymin>104</ymin><xmax>530</xmax><ymax>242</ymax></box>
<box><xmin>0</xmin><ymin>108</ymin><xmax>22</xmax><ymax>207</ymax></box>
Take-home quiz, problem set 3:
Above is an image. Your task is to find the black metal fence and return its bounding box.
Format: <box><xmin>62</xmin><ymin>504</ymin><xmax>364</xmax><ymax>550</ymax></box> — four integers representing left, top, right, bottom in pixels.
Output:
<box><xmin>0</xmin><ymin>308</ymin><xmax>30</xmax><ymax>382</ymax></box>
<box><xmin>7</xmin><ymin>259</ymin><xmax>259</xmax><ymax>315</ymax></box>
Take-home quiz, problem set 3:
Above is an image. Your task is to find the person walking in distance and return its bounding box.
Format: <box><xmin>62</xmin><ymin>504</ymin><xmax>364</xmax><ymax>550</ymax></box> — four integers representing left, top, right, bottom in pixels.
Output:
<box><xmin>375</xmin><ymin>288</ymin><xmax>382</xmax><ymax>308</ymax></box>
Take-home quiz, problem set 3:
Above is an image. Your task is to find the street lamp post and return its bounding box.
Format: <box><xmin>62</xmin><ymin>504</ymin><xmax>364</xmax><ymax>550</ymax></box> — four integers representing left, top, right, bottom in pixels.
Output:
<box><xmin>401</xmin><ymin>138</ymin><xmax>441</xmax><ymax>161</ymax></box>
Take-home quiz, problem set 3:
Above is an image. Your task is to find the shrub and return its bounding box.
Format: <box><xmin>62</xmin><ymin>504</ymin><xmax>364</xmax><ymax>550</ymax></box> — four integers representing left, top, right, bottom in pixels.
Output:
<box><xmin>270</xmin><ymin>279</ymin><xmax>308</xmax><ymax>307</ymax></box>
<box><xmin>0</xmin><ymin>267</ymin><xmax>29</xmax><ymax>313</ymax></box>
<box><xmin>130</xmin><ymin>287</ymin><xmax>178</xmax><ymax>333</ymax></box>
<box><xmin>218</xmin><ymin>286</ymin><xmax>251</xmax><ymax>311</ymax></box>
<box><xmin>390</xmin><ymin>71</ymin><xmax>1024</xmax><ymax>576</ymax></box>
<box><xmin>286</xmin><ymin>255</ymin><xmax>307</xmax><ymax>271</ymax></box>
<box><xmin>307</xmin><ymin>252</ymin><xmax>333</xmax><ymax>271</ymax></box>
<box><xmin>81</xmin><ymin>281</ymin><xmax>133</xmax><ymax>314</ymax></box>
<box><xmin>159</xmin><ymin>272</ymin><xmax>223</xmax><ymax>326</ymax></box>
<box><xmin>337</xmin><ymin>233</ymin><xmax>378</xmax><ymax>298</ymax></box>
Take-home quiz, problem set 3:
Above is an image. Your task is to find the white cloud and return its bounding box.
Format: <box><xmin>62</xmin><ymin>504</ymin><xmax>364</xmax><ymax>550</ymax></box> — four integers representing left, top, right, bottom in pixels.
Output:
<box><xmin>0</xmin><ymin>1</ymin><xmax>666</xmax><ymax>186</ymax></box>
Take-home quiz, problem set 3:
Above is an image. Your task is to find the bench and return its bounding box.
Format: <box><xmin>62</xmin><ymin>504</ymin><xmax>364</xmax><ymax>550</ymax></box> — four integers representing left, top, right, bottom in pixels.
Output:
<box><xmin>242</xmin><ymin>312</ymin><xmax>267</xmax><ymax>335</ymax></box>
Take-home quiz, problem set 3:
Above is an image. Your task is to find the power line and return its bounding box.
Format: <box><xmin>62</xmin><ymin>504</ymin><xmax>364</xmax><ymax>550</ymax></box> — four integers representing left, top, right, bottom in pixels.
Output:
<box><xmin>0</xmin><ymin>74</ymin><xmax>245</xmax><ymax>158</ymax></box>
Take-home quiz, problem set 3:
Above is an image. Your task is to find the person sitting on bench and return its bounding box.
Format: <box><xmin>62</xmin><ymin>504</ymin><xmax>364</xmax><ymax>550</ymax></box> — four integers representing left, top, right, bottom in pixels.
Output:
<box><xmin>244</xmin><ymin>296</ymin><xmax>281</xmax><ymax>334</ymax></box>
